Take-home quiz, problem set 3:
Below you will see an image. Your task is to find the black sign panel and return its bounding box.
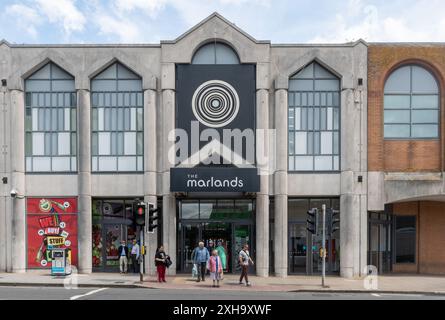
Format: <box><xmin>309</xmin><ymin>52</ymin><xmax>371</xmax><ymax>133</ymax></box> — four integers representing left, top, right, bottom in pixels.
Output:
<box><xmin>170</xmin><ymin>167</ymin><xmax>260</xmax><ymax>193</ymax></box>
<box><xmin>176</xmin><ymin>64</ymin><xmax>256</xmax><ymax>157</ymax></box>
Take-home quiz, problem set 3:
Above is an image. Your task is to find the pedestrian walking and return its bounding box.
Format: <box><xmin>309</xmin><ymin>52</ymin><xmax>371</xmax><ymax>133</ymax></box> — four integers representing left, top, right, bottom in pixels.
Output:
<box><xmin>208</xmin><ymin>250</ymin><xmax>223</xmax><ymax>288</ymax></box>
<box><xmin>191</xmin><ymin>241</ymin><xmax>210</xmax><ymax>282</ymax></box>
<box><xmin>130</xmin><ymin>239</ymin><xmax>140</xmax><ymax>273</ymax></box>
<box><xmin>239</xmin><ymin>244</ymin><xmax>254</xmax><ymax>286</ymax></box>
<box><xmin>155</xmin><ymin>245</ymin><xmax>167</xmax><ymax>283</ymax></box>
<box><xmin>118</xmin><ymin>240</ymin><xmax>129</xmax><ymax>274</ymax></box>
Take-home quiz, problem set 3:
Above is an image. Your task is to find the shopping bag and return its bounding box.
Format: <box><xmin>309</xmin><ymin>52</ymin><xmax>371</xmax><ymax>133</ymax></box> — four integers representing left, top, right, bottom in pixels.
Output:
<box><xmin>192</xmin><ymin>264</ymin><xmax>198</xmax><ymax>278</ymax></box>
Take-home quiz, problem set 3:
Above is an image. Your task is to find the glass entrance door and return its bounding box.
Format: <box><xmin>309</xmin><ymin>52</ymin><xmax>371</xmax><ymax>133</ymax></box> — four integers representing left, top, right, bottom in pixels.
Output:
<box><xmin>233</xmin><ymin>224</ymin><xmax>253</xmax><ymax>274</ymax></box>
<box><xmin>202</xmin><ymin>222</ymin><xmax>232</xmax><ymax>273</ymax></box>
<box><xmin>288</xmin><ymin>223</ymin><xmax>307</xmax><ymax>273</ymax></box>
<box><xmin>180</xmin><ymin>223</ymin><xmax>200</xmax><ymax>273</ymax></box>
<box><xmin>368</xmin><ymin>212</ymin><xmax>392</xmax><ymax>274</ymax></box>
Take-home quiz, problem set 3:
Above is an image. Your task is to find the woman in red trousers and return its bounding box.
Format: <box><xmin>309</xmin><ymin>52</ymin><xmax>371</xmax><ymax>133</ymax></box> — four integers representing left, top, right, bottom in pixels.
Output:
<box><xmin>155</xmin><ymin>245</ymin><xmax>167</xmax><ymax>283</ymax></box>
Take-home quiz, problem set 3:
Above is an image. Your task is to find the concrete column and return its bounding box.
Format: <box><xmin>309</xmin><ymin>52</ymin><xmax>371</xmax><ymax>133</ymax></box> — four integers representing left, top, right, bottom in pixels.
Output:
<box><xmin>10</xmin><ymin>90</ymin><xmax>26</xmax><ymax>273</ymax></box>
<box><xmin>274</xmin><ymin>87</ymin><xmax>288</xmax><ymax>278</ymax></box>
<box><xmin>77</xmin><ymin>89</ymin><xmax>92</xmax><ymax>274</ymax></box>
<box><xmin>0</xmin><ymin>88</ymin><xmax>9</xmax><ymax>272</ymax></box>
<box><xmin>143</xmin><ymin>85</ymin><xmax>158</xmax><ymax>276</ymax></box>
<box><xmin>161</xmin><ymin>62</ymin><xmax>176</xmax><ymax>274</ymax></box>
<box><xmin>340</xmin><ymin>87</ymin><xmax>368</xmax><ymax>278</ymax></box>
<box><xmin>256</xmin><ymin>88</ymin><xmax>269</xmax><ymax>277</ymax></box>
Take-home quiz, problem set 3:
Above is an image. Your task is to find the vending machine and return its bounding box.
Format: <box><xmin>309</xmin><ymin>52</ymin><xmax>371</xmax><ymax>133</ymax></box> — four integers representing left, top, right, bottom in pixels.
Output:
<box><xmin>51</xmin><ymin>248</ymin><xmax>72</xmax><ymax>276</ymax></box>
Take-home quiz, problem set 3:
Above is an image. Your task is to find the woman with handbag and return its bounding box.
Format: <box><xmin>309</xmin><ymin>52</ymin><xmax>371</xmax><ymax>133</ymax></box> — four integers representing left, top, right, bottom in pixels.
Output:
<box><xmin>155</xmin><ymin>245</ymin><xmax>167</xmax><ymax>283</ymax></box>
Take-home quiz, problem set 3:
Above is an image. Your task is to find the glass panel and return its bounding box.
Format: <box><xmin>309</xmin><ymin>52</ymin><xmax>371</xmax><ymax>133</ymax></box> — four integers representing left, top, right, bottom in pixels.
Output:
<box><xmin>412</xmin><ymin>110</ymin><xmax>438</xmax><ymax>123</ymax></box>
<box><xmin>181</xmin><ymin>200</ymin><xmax>199</xmax><ymax>219</ymax></box>
<box><xmin>295</xmin><ymin>156</ymin><xmax>313</xmax><ymax>171</ymax></box>
<box><xmin>293</xmin><ymin>63</ymin><xmax>313</xmax><ymax>79</ymax></box>
<box><xmin>333</xmin><ymin>156</ymin><xmax>340</xmax><ymax>170</ymax></box>
<box><xmin>384</xmin><ymin>95</ymin><xmax>410</xmax><ymax>109</ymax></box>
<box><xmin>327</xmin><ymin>108</ymin><xmax>333</xmax><ymax>130</ymax></box>
<box><xmin>192</xmin><ymin>43</ymin><xmax>216</xmax><ymax>64</ymax></box>
<box><xmin>137</xmin><ymin>108</ymin><xmax>143</xmax><ymax>131</ymax></box>
<box><xmin>117</xmin><ymin>80</ymin><xmax>142</xmax><ymax>92</ymax></box>
<box><xmin>314</xmin><ymin>63</ymin><xmax>335</xmax><ymax>78</ymax></box>
<box><xmin>333</xmin><ymin>132</ymin><xmax>339</xmax><ymax>154</ymax></box>
<box><xmin>412</xmin><ymin>66</ymin><xmax>438</xmax><ymax>93</ymax></box>
<box><xmin>52</xmin><ymin>80</ymin><xmax>75</xmax><ymax>91</ymax></box>
<box><xmin>137</xmin><ymin>132</ymin><xmax>143</xmax><ymax>155</ymax></box>
<box><xmin>25</xmin><ymin>80</ymin><xmax>50</xmax><ymax>91</ymax></box>
<box><xmin>52</xmin><ymin>157</ymin><xmax>71</xmax><ymax>171</ymax></box>
<box><xmin>395</xmin><ymin>216</ymin><xmax>416</xmax><ymax>263</ymax></box>
<box><xmin>384</xmin><ymin>125</ymin><xmax>410</xmax><ymax>138</ymax></box>
<box><xmin>295</xmin><ymin>108</ymin><xmax>301</xmax><ymax>130</ymax></box>
<box><xmin>320</xmin><ymin>132</ymin><xmax>333</xmax><ymax>154</ymax></box>
<box><xmin>98</xmin><ymin>156</ymin><xmax>117</xmax><ymax>171</ymax></box>
<box><xmin>98</xmin><ymin>132</ymin><xmax>111</xmax><ymax>155</ymax></box>
<box><xmin>28</xmin><ymin>64</ymin><xmax>51</xmax><ymax>79</ymax></box>
<box><xmin>295</xmin><ymin>132</ymin><xmax>307</xmax><ymax>154</ymax></box>
<box><xmin>411</xmin><ymin>125</ymin><xmax>438</xmax><ymax>138</ymax></box>
<box><xmin>95</xmin><ymin>64</ymin><xmax>117</xmax><ymax>79</ymax></box>
<box><xmin>117</xmin><ymin>64</ymin><xmax>139</xmax><ymax>79</ymax></box>
<box><xmin>288</xmin><ymin>108</ymin><xmax>295</xmax><ymax>130</ymax></box>
<box><xmin>288</xmin><ymin>156</ymin><xmax>295</xmax><ymax>171</ymax></box>
<box><xmin>51</xmin><ymin>64</ymin><xmax>73</xmax><ymax>79</ymax></box>
<box><xmin>117</xmin><ymin>156</ymin><xmax>137</xmax><ymax>171</ymax></box>
<box><xmin>384</xmin><ymin>66</ymin><xmax>411</xmax><ymax>93</ymax></box>
<box><xmin>291</xmin><ymin>80</ymin><xmax>313</xmax><ymax>91</ymax></box>
<box><xmin>288</xmin><ymin>131</ymin><xmax>295</xmax><ymax>154</ymax></box>
<box><xmin>288</xmin><ymin>199</ymin><xmax>308</xmax><ymax>221</ymax></box>
<box><xmin>384</xmin><ymin>110</ymin><xmax>410</xmax><ymax>124</ymax></box>
<box><xmin>32</xmin><ymin>133</ymin><xmax>44</xmax><ymax>155</ymax></box>
<box><xmin>199</xmin><ymin>200</ymin><xmax>217</xmax><ymax>219</ymax></box>
<box><xmin>32</xmin><ymin>157</ymin><xmax>51</xmax><ymax>171</ymax></box>
<box><xmin>124</xmin><ymin>132</ymin><xmax>136</xmax><ymax>155</ymax></box>
<box><xmin>315</xmin><ymin>79</ymin><xmax>339</xmax><ymax>91</ymax></box>
<box><xmin>64</xmin><ymin>108</ymin><xmax>70</xmax><ymax>131</ymax></box>
<box><xmin>58</xmin><ymin>132</ymin><xmax>71</xmax><ymax>155</ymax></box>
<box><xmin>215</xmin><ymin>43</ymin><xmax>240</xmax><ymax>64</ymax></box>
<box><xmin>315</xmin><ymin>156</ymin><xmax>332</xmax><ymax>170</ymax></box>
<box><xmin>411</xmin><ymin>95</ymin><xmax>439</xmax><ymax>109</ymax></box>
<box><xmin>92</xmin><ymin>80</ymin><xmax>116</xmax><ymax>92</ymax></box>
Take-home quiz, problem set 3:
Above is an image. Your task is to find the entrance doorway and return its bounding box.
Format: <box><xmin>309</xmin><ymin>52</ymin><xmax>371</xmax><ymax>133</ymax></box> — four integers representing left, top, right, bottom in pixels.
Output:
<box><xmin>177</xmin><ymin>199</ymin><xmax>255</xmax><ymax>274</ymax></box>
<box><xmin>368</xmin><ymin>212</ymin><xmax>392</xmax><ymax>274</ymax></box>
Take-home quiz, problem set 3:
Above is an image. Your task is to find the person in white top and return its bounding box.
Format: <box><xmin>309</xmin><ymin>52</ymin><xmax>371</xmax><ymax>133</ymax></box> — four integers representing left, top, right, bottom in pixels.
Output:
<box><xmin>238</xmin><ymin>244</ymin><xmax>254</xmax><ymax>286</ymax></box>
<box><xmin>130</xmin><ymin>239</ymin><xmax>140</xmax><ymax>273</ymax></box>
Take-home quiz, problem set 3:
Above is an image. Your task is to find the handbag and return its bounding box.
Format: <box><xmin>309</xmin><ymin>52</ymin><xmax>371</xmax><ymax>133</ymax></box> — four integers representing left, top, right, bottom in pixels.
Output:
<box><xmin>165</xmin><ymin>256</ymin><xmax>173</xmax><ymax>268</ymax></box>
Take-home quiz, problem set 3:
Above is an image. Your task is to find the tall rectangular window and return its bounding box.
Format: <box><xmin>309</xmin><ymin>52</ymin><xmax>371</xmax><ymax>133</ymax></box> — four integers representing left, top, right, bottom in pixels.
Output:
<box><xmin>91</xmin><ymin>63</ymin><xmax>143</xmax><ymax>172</ymax></box>
<box><xmin>288</xmin><ymin>62</ymin><xmax>340</xmax><ymax>171</ymax></box>
<box><xmin>25</xmin><ymin>63</ymin><xmax>77</xmax><ymax>172</ymax></box>
<box><xmin>394</xmin><ymin>216</ymin><xmax>416</xmax><ymax>264</ymax></box>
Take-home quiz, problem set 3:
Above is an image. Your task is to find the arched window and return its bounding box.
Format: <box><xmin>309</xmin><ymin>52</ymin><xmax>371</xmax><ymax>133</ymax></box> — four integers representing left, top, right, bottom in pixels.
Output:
<box><xmin>384</xmin><ymin>65</ymin><xmax>439</xmax><ymax>139</ymax></box>
<box><xmin>91</xmin><ymin>62</ymin><xmax>143</xmax><ymax>172</ymax></box>
<box><xmin>25</xmin><ymin>62</ymin><xmax>76</xmax><ymax>172</ymax></box>
<box><xmin>192</xmin><ymin>42</ymin><xmax>240</xmax><ymax>64</ymax></box>
<box><xmin>288</xmin><ymin>62</ymin><xmax>340</xmax><ymax>171</ymax></box>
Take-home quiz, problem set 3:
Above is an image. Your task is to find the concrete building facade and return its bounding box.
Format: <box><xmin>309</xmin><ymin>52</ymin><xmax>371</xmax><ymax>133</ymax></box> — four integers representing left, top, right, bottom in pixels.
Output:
<box><xmin>1</xmin><ymin>13</ymin><xmax>370</xmax><ymax>278</ymax></box>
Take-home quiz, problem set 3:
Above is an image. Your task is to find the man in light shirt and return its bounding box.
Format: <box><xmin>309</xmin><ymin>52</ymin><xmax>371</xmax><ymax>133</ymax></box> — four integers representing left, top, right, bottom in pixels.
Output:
<box><xmin>130</xmin><ymin>239</ymin><xmax>140</xmax><ymax>273</ymax></box>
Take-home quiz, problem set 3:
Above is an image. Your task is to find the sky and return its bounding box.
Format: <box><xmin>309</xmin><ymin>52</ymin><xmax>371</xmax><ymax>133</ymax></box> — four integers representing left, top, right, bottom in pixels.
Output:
<box><xmin>1</xmin><ymin>0</ymin><xmax>445</xmax><ymax>44</ymax></box>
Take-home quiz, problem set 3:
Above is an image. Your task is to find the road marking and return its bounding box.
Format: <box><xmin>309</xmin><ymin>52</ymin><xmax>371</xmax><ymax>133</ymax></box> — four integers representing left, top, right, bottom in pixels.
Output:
<box><xmin>70</xmin><ymin>288</ymin><xmax>108</xmax><ymax>300</ymax></box>
<box><xmin>371</xmin><ymin>293</ymin><xmax>381</xmax><ymax>297</ymax></box>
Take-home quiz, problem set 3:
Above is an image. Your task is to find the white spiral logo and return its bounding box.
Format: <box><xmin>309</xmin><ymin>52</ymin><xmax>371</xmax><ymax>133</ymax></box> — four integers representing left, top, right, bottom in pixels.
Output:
<box><xmin>192</xmin><ymin>80</ymin><xmax>240</xmax><ymax>128</ymax></box>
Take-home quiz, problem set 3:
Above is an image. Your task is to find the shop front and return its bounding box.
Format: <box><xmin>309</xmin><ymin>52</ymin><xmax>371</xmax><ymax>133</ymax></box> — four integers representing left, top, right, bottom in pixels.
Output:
<box><xmin>177</xmin><ymin>199</ymin><xmax>255</xmax><ymax>274</ymax></box>
<box><xmin>92</xmin><ymin>199</ymin><xmax>140</xmax><ymax>272</ymax></box>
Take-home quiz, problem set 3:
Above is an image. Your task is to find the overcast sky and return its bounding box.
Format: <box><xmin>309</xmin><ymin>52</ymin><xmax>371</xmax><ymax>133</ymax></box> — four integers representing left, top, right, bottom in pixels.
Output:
<box><xmin>1</xmin><ymin>0</ymin><xmax>445</xmax><ymax>44</ymax></box>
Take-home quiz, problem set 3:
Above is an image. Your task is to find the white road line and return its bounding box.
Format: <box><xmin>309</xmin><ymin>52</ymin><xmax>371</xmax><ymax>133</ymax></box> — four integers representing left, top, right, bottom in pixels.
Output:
<box><xmin>371</xmin><ymin>293</ymin><xmax>382</xmax><ymax>297</ymax></box>
<box><xmin>70</xmin><ymin>288</ymin><xmax>108</xmax><ymax>300</ymax></box>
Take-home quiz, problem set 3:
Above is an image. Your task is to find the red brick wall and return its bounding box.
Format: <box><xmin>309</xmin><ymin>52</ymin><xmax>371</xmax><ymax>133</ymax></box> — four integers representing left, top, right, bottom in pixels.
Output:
<box><xmin>368</xmin><ymin>45</ymin><xmax>445</xmax><ymax>172</ymax></box>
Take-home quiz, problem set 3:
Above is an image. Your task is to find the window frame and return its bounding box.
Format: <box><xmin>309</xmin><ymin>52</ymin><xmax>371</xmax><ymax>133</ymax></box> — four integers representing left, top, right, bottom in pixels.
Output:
<box><xmin>191</xmin><ymin>42</ymin><xmax>240</xmax><ymax>65</ymax></box>
<box><xmin>90</xmin><ymin>63</ymin><xmax>144</xmax><ymax>174</ymax></box>
<box><xmin>287</xmin><ymin>62</ymin><xmax>341</xmax><ymax>173</ymax></box>
<box><xmin>24</xmin><ymin>63</ymin><xmax>78</xmax><ymax>173</ymax></box>
<box><xmin>383</xmin><ymin>64</ymin><xmax>440</xmax><ymax>140</ymax></box>
<box><xmin>393</xmin><ymin>215</ymin><xmax>417</xmax><ymax>265</ymax></box>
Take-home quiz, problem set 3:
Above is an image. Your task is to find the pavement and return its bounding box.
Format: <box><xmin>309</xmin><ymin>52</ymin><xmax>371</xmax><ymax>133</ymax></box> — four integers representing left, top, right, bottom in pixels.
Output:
<box><xmin>1</xmin><ymin>271</ymin><xmax>445</xmax><ymax>295</ymax></box>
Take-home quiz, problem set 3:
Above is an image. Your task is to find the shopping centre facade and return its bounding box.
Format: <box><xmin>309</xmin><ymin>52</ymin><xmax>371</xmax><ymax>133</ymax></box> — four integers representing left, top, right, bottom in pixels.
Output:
<box><xmin>0</xmin><ymin>13</ymin><xmax>444</xmax><ymax>278</ymax></box>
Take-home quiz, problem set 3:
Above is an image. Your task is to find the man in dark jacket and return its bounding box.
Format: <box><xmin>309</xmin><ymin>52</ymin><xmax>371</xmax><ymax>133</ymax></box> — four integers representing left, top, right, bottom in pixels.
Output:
<box><xmin>118</xmin><ymin>240</ymin><xmax>129</xmax><ymax>274</ymax></box>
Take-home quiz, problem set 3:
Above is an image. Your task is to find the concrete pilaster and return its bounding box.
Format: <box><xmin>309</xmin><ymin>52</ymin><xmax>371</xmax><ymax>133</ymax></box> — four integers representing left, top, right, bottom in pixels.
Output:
<box><xmin>10</xmin><ymin>90</ymin><xmax>25</xmax><ymax>273</ymax></box>
<box><xmin>77</xmin><ymin>89</ymin><xmax>92</xmax><ymax>274</ymax></box>
<box><xmin>144</xmin><ymin>88</ymin><xmax>158</xmax><ymax>276</ymax></box>
<box><xmin>274</xmin><ymin>88</ymin><xmax>288</xmax><ymax>278</ymax></box>
<box><xmin>255</xmin><ymin>88</ymin><xmax>269</xmax><ymax>277</ymax></box>
<box><xmin>339</xmin><ymin>88</ymin><xmax>368</xmax><ymax>278</ymax></box>
<box><xmin>0</xmin><ymin>88</ymin><xmax>9</xmax><ymax>272</ymax></box>
<box><xmin>161</xmin><ymin>63</ymin><xmax>176</xmax><ymax>274</ymax></box>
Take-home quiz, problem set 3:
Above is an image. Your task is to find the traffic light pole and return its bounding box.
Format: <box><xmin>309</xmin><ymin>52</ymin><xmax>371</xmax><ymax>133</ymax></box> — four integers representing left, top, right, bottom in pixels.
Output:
<box><xmin>322</xmin><ymin>204</ymin><xmax>327</xmax><ymax>288</ymax></box>
<box><xmin>140</xmin><ymin>229</ymin><xmax>144</xmax><ymax>282</ymax></box>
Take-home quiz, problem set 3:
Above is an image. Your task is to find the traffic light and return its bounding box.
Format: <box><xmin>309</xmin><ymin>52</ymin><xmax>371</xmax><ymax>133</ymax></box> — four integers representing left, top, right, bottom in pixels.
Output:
<box><xmin>134</xmin><ymin>201</ymin><xmax>146</xmax><ymax>226</ymax></box>
<box><xmin>307</xmin><ymin>208</ymin><xmax>318</xmax><ymax>234</ymax></box>
<box><xmin>327</xmin><ymin>208</ymin><xmax>340</xmax><ymax>235</ymax></box>
<box><xmin>147</xmin><ymin>203</ymin><xmax>160</xmax><ymax>233</ymax></box>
